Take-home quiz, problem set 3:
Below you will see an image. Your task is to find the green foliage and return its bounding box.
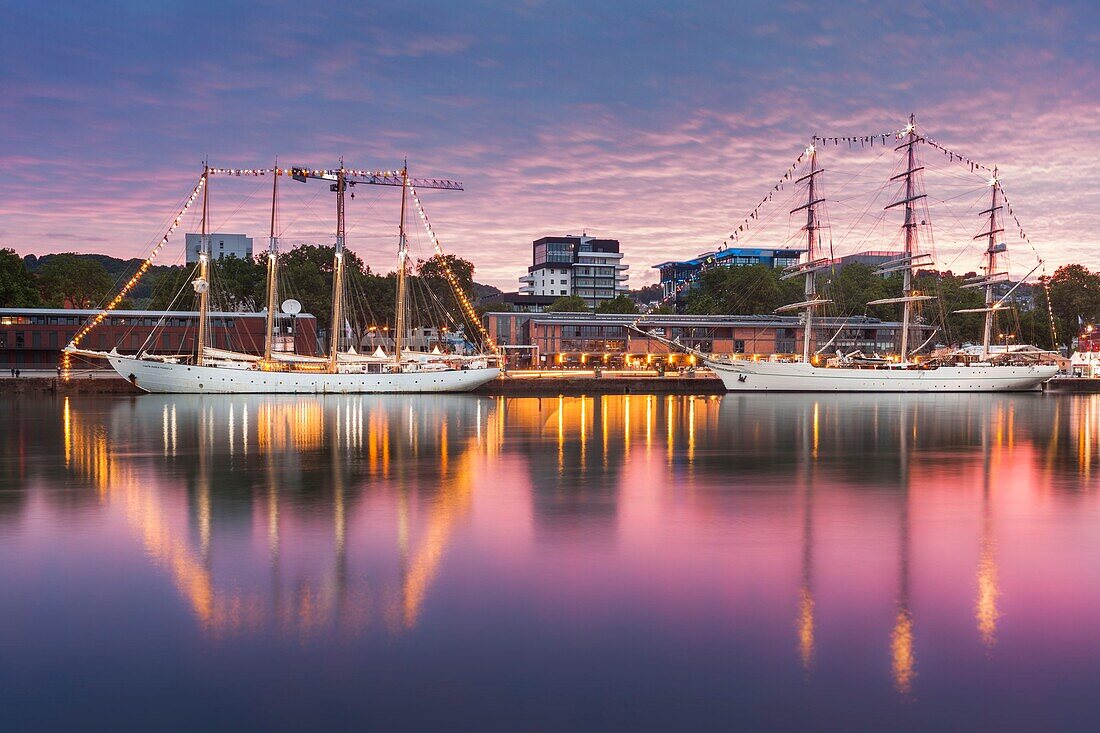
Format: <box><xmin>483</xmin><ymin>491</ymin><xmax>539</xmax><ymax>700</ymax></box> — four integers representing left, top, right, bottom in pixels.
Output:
<box><xmin>913</xmin><ymin>271</ymin><xmax>984</xmax><ymax>344</ymax></box>
<box><xmin>36</xmin><ymin>253</ymin><xmax>112</xmax><ymax>308</ymax></box>
<box><xmin>149</xmin><ymin>266</ymin><xmax>198</xmax><ymax>311</ymax></box>
<box><xmin>279</xmin><ymin>245</ymin><xmax>369</xmax><ymax>328</ymax></box>
<box><xmin>825</xmin><ymin>263</ymin><xmax>891</xmax><ymax>318</ymax></box>
<box><xmin>0</xmin><ymin>248</ymin><xmax>40</xmax><ymax>307</ymax></box>
<box><xmin>685</xmin><ymin>264</ymin><xmax>785</xmax><ymax>315</ymax></box>
<box><xmin>415</xmin><ymin>254</ymin><xmax>476</xmax><ymax>316</ymax></box>
<box><xmin>595</xmin><ymin>295</ymin><xmax>639</xmax><ymax>314</ymax></box>
<box><xmin>477</xmin><ymin>301</ymin><xmax>515</xmax><ymax>315</ymax></box>
<box><xmin>213</xmin><ymin>255</ymin><xmax>265</xmax><ymax>312</ymax></box>
<box><xmin>547</xmin><ymin>295</ymin><xmax>589</xmax><ymax>312</ymax></box>
<box><xmin>628</xmin><ymin>282</ymin><xmax>663</xmax><ymax>305</ymax></box>
<box><xmin>1045</xmin><ymin>264</ymin><xmax>1100</xmax><ymax>348</ymax></box>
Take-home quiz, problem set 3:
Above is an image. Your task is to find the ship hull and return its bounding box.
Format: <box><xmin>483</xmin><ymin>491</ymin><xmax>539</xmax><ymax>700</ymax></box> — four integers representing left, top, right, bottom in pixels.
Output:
<box><xmin>706</xmin><ymin>359</ymin><xmax>1058</xmax><ymax>393</ymax></box>
<box><xmin>108</xmin><ymin>356</ymin><xmax>500</xmax><ymax>394</ymax></box>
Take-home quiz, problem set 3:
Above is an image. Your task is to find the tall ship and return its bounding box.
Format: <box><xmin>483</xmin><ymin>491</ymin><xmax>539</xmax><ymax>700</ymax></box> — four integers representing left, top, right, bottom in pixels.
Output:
<box><xmin>703</xmin><ymin>115</ymin><xmax>1058</xmax><ymax>392</ymax></box>
<box><xmin>65</xmin><ymin>164</ymin><xmax>500</xmax><ymax>393</ymax></box>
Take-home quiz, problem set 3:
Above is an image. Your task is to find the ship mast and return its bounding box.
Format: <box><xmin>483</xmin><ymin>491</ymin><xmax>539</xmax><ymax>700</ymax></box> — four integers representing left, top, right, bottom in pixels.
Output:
<box><xmin>328</xmin><ymin>163</ymin><xmax>347</xmax><ymax>373</ymax></box>
<box><xmin>870</xmin><ymin>114</ymin><xmax>936</xmax><ymax>361</ymax></box>
<box><xmin>801</xmin><ymin>146</ymin><xmax>822</xmax><ymax>362</ymax></box>
<box><xmin>777</xmin><ymin>142</ymin><xmax>831</xmax><ymax>358</ymax></box>
<box><xmin>195</xmin><ymin>164</ymin><xmax>211</xmax><ymax>366</ymax></box>
<box><xmin>981</xmin><ymin>169</ymin><xmax>1001</xmax><ymax>359</ymax></box>
<box><xmin>263</xmin><ymin>162</ymin><xmax>280</xmax><ymax>362</ymax></box>
<box><xmin>898</xmin><ymin>114</ymin><xmax>920</xmax><ymax>361</ymax></box>
<box><xmin>394</xmin><ymin>163</ymin><xmax>410</xmax><ymax>364</ymax></box>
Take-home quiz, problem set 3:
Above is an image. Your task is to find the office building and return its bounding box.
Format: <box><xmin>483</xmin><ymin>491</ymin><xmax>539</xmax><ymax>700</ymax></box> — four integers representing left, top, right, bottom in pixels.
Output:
<box><xmin>653</xmin><ymin>247</ymin><xmax>804</xmax><ymax>303</ymax></box>
<box><xmin>185</xmin><ymin>233</ymin><xmax>254</xmax><ymax>264</ymax></box>
<box><xmin>518</xmin><ymin>235</ymin><xmax>629</xmax><ymax>308</ymax></box>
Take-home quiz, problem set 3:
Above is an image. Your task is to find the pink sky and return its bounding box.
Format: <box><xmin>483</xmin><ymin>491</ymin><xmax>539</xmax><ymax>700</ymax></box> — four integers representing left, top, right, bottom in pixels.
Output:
<box><xmin>1</xmin><ymin>2</ymin><xmax>1096</xmax><ymax>289</ymax></box>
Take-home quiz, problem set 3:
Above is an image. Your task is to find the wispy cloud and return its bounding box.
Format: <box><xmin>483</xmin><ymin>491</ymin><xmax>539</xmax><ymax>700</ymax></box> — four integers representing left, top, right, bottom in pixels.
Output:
<box><xmin>0</xmin><ymin>0</ymin><xmax>1096</xmax><ymax>289</ymax></box>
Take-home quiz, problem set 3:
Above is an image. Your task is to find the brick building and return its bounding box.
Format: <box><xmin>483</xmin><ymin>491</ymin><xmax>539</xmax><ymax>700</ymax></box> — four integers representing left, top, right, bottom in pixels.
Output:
<box><xmin>0</xmin><ymin>308</ymin><xmax>318</xmax><ymax>370</ymax></box>
<box><xmin>483</xmin><ymin>311</ymin><xmax>932</xmax><ymax>369</ymax></box>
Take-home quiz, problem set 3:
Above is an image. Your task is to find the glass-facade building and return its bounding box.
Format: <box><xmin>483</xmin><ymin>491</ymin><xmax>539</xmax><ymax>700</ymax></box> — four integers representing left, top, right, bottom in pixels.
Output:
<box><xmin>653</xmin><ymin>247</ymin><xmax>805</xmax><ymax>306</ymax></box>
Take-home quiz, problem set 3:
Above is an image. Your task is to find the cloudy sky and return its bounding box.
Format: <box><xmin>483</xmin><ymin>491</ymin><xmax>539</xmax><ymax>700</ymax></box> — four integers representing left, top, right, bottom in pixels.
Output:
<box><xmin>1</xmin><ymin>0</ymin><xmax>1097</xmax><ymax>288</ymax></box>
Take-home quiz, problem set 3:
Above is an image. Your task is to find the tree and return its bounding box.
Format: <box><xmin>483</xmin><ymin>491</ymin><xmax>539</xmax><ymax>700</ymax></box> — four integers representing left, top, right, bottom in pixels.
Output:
<box><xmin>547</xmin><ymin>295</ymin><xmax>589</xmax><ymax>312</ymax></box>
<box><xmin>824</xmin><ymin>263</ymin><xmax>890</xmax><ymax>318</ymax></box>
<box><xmin>628</xmin><ymin>282</ymin><xmax>663</xmax><ymax>307</ymax></box>
<box><xmin>595</xmin><ymin>295</ymin><xmax>639</xmax><ymax>314</ymax></box>
<box><xmin>477</xmin><ymin>300</ymin><xmax>515</xmax><ymax>315</ymax></box>
<box><xmin>36</xmin><ymin>253</ymin><xmax>112</xmax><ymax>308</ymax></box>
<box><xmin>213</xmin><ymin>254</ymin><xmax>265</xmax><ymax>312</ymax></box>
<box><xmin>278</xmin><ymin>244</ymin><xmax>370</xmax><ymax>329</ymax></box>
<box><xmin>685</xmin><ymin>264</ymin><xmax>783</xmax><ymax>315</ymax></box>
<box><xmin>1045</xmin><ymin>264</ymin><xmax>1100</xmax><ymax>348</ymax></box>
<box><xmin>149</xmin><ymin>266</ymin><xmax>198</xmax><ymax>311</ymax></box>
<box><xmin>913</xmin><ymin>271</ymin><xmax>984</xmax><ymax>346</ymax></box>
<box><xmin>0</xmin><ymin>248</ymin><xmax>40</xmax><ymax>307</ymax></box>
<box><xmin>416</xmin><ymin>254</ymin><xmax>474</xmax><ymax>294</ymax></box>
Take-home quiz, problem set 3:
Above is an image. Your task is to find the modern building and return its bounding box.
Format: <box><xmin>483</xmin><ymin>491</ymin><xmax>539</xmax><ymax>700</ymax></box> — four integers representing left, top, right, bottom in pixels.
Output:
<box><xmin>0</xmin><ymin>308</ymin><xmax>317</xmax><ymax>370</ymax></box>
<box><xmin>830</xmin><ymin>251</ymin><xmax>904</xmax><ymax>271</ymax></box>
<box><xmin>653</xmin><ymin>247</ymin><xmax>805</xmax><ymax>302</ymax></box>
<box><xmin>518</xmin><ymin>235</ymin><xmax>629</xmax><ymax>308</ymax></box>
<box><xmin>483</xmin><ymin>311</ymin><xmax>934</xmax><ymax>369</ymax></box>
<box><xmin>185</xmin><ymin>233</ymin><xmax>254</xmax><ymax>264</ymax></box>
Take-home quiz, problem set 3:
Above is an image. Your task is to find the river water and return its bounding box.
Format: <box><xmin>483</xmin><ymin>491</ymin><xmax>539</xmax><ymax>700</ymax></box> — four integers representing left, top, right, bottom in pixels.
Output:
<box><xmin>1</xmin><ymin>393</ymin><xmax>1099</xmax><ymax>731</ymax></box>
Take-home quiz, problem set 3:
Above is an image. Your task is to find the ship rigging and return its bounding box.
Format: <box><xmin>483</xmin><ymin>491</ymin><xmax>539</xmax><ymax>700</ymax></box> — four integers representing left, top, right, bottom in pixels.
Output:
<box><xmin>64</xmin><ymin>162</ymin><xmax>501</xmax><ymax>394</ymax></box>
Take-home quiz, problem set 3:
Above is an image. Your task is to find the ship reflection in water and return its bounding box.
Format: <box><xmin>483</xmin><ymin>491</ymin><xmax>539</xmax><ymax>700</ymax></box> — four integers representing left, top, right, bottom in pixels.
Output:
<box><xmin>3</xmin><ymin>393</ymin><xmax>1100</xmax><ymax>730</ymax></box>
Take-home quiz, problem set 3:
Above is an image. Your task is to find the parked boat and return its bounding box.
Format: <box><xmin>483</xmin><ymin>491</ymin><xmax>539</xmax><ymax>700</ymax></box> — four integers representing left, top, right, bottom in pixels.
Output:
<box><xmin>66</xmin><ymin>164</ymin><xmax>500</xmax><ymax>393</ymax></box>
<box><xmin>704</xmin><ymin>115</ymin><xmax>1057</xmax><ymax>392</ymax></box>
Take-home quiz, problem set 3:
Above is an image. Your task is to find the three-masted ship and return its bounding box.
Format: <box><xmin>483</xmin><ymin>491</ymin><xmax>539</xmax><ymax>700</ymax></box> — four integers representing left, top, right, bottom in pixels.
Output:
<box><xmin>66</xmin><ymin>164</ymin><xmax>500</xmax><ymax>394</ymax></box>
<box><xmin>706</xmin><ymin>115</ymin><xmax>1058</xmax><ymax>392</ymax></box>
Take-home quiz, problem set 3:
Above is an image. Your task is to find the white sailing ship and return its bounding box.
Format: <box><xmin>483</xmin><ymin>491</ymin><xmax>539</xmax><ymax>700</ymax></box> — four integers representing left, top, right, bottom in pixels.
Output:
<box><xmin>67</xmin><ymin>164</ymin><xmax>500</xmax><ymax>394</ymax></box>
<box><xmin>705</xmin><ymin>115</ymin><xmax>1057</xmax><ymax>393</ymax></box>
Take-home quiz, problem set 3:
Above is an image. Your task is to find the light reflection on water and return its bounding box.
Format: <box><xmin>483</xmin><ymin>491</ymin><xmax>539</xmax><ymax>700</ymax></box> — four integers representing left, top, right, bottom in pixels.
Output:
<box><xmin>2</xmin><ymin>393</ymin><xmax>1100</xmax><ymax>730</ymax></box>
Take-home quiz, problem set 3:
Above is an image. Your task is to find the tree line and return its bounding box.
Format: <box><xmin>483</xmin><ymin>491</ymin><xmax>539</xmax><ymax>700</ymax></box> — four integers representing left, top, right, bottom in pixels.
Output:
<box><xmin>678</xmin><ymin>262</ymin><xmax>1098</xmax><ymax>350</ymax></box>
<box><xmin>0</xmin><ymin>246</ymin><xmax>486</xmax><ymax>338</ymax></box>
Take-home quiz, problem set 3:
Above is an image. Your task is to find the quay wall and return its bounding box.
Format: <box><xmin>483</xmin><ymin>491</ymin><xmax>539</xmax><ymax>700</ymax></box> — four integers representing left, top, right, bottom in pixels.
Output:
<box><xmin>7</xmin><ymin>374</ymin><xmax>1088</xmax><ymax>397</ymax></box>
<box><xmin>475</xmin><ymin>375</ymin><xmax>725</xmax><ymax>396</ymax></box>
<box><xmin>0</xmin><ymin>375</ymin><xmax>142</xmax><ymax>395</ymax></box>
<box><xmin>0</xmin><ymin>373</ymin><xmax>724</xmax><ymax>396</ymax></box>
<box><xmin>1044</xmin><ymin>378</ymin><xmax>1100</xmax><ymax>394</ymax></box>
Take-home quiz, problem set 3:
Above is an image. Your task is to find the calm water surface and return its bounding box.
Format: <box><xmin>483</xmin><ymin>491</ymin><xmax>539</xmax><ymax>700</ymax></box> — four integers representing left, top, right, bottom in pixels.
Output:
<box><xmin>2</xmin><ymin>392</ymin><xmax>1100</xmax><ymax>731</ymax></box>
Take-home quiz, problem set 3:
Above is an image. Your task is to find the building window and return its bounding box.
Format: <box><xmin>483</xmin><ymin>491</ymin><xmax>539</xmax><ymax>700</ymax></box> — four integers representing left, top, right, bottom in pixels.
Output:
<box><xmin>734</xmin><ymin>340</ymin><xmax>746</xmax><ymax>353</ymax></box>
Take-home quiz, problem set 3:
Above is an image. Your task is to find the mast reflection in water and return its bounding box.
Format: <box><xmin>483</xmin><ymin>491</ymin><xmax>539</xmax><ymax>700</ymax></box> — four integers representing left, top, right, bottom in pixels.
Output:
<box><xmin>2</xmin><ymin>393</ymin><xmax>1100</xmax><ymax>731</ymax></box>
